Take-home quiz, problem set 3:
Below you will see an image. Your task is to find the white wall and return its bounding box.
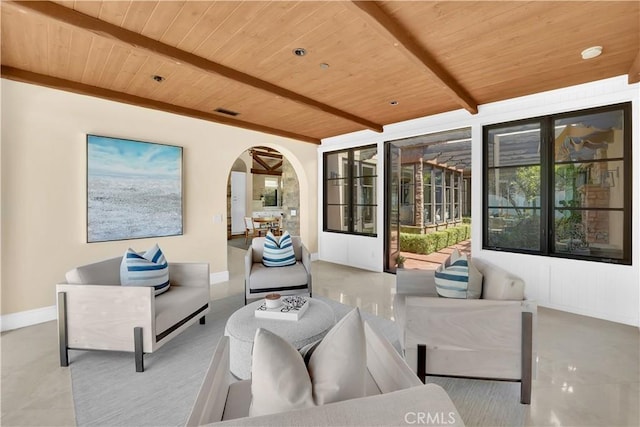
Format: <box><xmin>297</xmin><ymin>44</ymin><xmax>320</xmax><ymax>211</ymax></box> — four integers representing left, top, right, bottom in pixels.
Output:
<box><xmin>0</xmin><ymin>79</ymin><xmax>318</xmax><ymax>328</ymax></box>
<box><xmin>319</xmin><ymin>76</ymin><xmax>639</xmax><ymax>326</ymax></box>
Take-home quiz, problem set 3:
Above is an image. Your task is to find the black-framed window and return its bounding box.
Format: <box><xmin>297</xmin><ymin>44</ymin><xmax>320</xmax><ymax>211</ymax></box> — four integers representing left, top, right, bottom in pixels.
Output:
<box><xmin>324</xmin><ymin>145</ymin><xmax>377</xmax><ymax>236</ymax></box>
<box><xmin>483</xmin><ymin>102</ymin><xmax>631</xmax><ymax>264</ymax></box>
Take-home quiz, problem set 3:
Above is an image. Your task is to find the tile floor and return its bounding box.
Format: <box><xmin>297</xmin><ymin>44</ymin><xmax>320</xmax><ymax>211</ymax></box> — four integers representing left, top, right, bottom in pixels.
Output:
<box><xmin>1</xmin><ymin>245</ymin><xmax>638</xmax><ymax>426</ymax></box>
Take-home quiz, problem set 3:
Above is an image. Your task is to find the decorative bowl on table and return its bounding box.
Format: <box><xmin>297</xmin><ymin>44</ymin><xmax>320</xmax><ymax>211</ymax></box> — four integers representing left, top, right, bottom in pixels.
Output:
<box><xmin>264</xmin><ymin>293</ymin><xmax>282</xmax><ymax>309</ymax></box>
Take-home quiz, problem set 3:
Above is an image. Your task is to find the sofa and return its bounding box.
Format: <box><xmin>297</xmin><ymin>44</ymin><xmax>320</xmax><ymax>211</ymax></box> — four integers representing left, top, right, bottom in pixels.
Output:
<box><xmin>187</xmin><ymin>321</ymin><xmax>465</xmax><ymax>426</ymax></box>
<box><xmin>245</xmin><ymin>236</ymin><xmax>311</xmax><ymax>304</ymax></box>
<box><xmin>57</xmin><ymin>256</ymin><xmax>210</xmax><ymax>372</ymax></box>
<box><xmin>394</xmin><ymin>256</ymin><xmax>537</xmax><ymax>404</ymax></box>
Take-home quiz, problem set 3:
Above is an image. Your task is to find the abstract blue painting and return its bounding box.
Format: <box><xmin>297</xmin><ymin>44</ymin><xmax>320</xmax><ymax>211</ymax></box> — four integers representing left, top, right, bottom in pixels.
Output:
<box><xmin>87</xmin><ymin>135</ymin><xmax>183</xmax><ymax>243</ymax></box>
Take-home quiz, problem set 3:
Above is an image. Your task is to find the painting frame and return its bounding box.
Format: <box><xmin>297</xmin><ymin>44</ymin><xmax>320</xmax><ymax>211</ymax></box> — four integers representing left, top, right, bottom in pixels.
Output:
<box><xmin>86</xmin><ymin>134</ymin><xmax>183</xmax><ymax>243</ymax></box>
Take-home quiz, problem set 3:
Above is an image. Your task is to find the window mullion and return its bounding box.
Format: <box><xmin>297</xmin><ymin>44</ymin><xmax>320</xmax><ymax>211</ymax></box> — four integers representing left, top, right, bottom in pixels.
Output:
<box><xmin>541</xmin><ymin>116</ymin><xmax>552</xmax><ymax>255</ymax></box>
<box><xmin>348</xmin><ymin>150</ymin><xmax>354</xmax><ymax>233</ymax></box>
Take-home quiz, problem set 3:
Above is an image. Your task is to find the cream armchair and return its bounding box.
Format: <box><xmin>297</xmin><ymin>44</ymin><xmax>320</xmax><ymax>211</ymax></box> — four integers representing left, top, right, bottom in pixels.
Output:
<box><xmin>244</xmin><ymin>236</ymin><xmax>312</xmax><ymax>304</ymax></box>
<box><xmin>57</xmin><ymin>256</ymin><xmax>210</xmax><ymax>372</ymax></box>
<box><xmin>394</xmin><ymin>258</ymin><xmax>536</xmax><ymax>404</ymax></box>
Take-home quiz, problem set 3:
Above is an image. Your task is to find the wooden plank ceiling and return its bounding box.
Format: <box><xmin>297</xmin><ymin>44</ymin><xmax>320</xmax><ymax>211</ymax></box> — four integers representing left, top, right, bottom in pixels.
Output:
<box><xmin>1</xmin><ymin>1</ymin><xmax>638</xmax><ymax>144</ymax></box>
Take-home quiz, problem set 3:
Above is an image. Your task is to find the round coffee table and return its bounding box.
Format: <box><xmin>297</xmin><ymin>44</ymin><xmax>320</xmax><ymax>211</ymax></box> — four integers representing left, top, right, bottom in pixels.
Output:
<box><xmin>224</xmin><ymin>298</ymin><xmax>335</xmax><ymax>379</ymax></box>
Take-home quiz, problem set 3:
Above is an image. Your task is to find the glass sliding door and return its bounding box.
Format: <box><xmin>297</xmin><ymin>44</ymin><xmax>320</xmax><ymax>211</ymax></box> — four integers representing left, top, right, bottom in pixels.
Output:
<box><xmin>384</xmin><ymin>142</ymin><xmax>401</xmax><ymax>272</ymax></box>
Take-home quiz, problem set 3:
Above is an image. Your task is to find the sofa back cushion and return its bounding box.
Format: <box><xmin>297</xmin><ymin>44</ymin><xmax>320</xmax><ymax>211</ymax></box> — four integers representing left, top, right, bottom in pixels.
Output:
<box><xmin>65</xmin><ymin>257</ymin><xmax>122</xmax><ymax>285</ymax></box>
<box><xmin>434</xmin><ymin>254</ymin><xmax>482</xmax><ymax>299</ymax></box>
<box><xmin>473</xmin><ymin>258</ymin><xmax>525</xmax><ymax>300</ymax></box>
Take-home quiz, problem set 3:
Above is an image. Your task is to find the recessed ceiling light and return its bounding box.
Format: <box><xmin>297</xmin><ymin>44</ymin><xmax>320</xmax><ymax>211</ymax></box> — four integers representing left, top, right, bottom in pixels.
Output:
<box><xmin>581</xmin><ymin>46</ymin><xmax>603</xmax><ymax>60</ymax></box>
<box><xmin>293</xmin><ymin>48</ymin><xmax>307</xmax><ymax>57</ymax></box>
<box><xmin>320</xmin><ymin>63</ymin><xmax>330</xmax><ymax>69</ymax></box>
<box><xmin>390</xmin><ymin>100</ymin><xmax>399</xmax><ymax>106</ymax></box>
<box><xmin>152</xmin><ymin>75</ymin><xmax>165</xmax><ymax>82</ymax></box>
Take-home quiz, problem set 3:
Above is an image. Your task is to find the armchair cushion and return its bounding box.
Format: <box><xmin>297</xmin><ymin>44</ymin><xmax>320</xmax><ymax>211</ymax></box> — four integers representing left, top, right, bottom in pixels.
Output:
<box><xmin>262</xmin><ymin>231</ymin><xmax>296</xmax><ymax>267</ymax></box>
<box><xmin>434</xmin><ymin>254</ymin><xmax>482</xmax><ymax>299</ymax></box>
<box><xmin>154</xmin><ymin>285</ymin><xmax>209</xmax><ymax>335</ymax></box>
<box><xmin>249</xmin><ymin>262</ymin><xmax>308</xmax><ymax>290</ymax></box>
<box><xmin>120</xmin><ymin>244</ymin><xmax>170</xmax><ymax>296</ymax></box>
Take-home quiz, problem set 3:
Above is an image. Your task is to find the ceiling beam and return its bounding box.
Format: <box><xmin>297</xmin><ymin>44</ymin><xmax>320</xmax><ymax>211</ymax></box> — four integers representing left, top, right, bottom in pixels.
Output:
<box><xmin>628</xmin><ymin>50</ymin><xmax>640</xmax><ymax>84</ymax></box>
<box><xmin>251</xmin><ymin>169</ymin><xmax>282</xmax><ymax>176</ymax></box>
<box><xmin>4</xmin><ymin>0</ymin><xmax>384</xmax><ymax>133</ymax></box>
<box><xmin>347</xmin><ymin>1</ymin><xmax>478</xmax><ymax>114</ymax></box>
<box><xmin>1</xmin><ymin>66</ymin><xmax>320</xmax><ymax>144</ymax></box>
<box><xmin>252</xmin><ymin>155</ymin><xmax>273</xmax><ymax>171</ymax></box>
<box><xmin>251</xmin><ymin>150</ymin><xmax>283</xmax><ymax>160</ymax></box>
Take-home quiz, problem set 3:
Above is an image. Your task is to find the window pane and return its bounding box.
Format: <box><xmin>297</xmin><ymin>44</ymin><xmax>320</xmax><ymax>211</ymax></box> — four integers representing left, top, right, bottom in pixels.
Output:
<box><xmin>554</xmin><ymin>110</ymin><xmax>625</xmax><ymax>162</ymax></box>
<box><xmin>423</xmin><ymin>166</ymin><xmax>432</xmax><ymax>184</ymax></box>
<box><xmin>354</xmin><ymin>146</ymin><xmax>377</xmax><ymax>161</ymax></box>
<box><xmin>400</xmin><ymin>165</ymin><xmax>414</xmax><ymax>224</ymax></box>
<box><xmin>325</xmin><ymin>151</ymin><xmax>349</xmax><ymax>179</ymax></box>
<box><xmin>554</xmin><ymin>210</ymin><xmax>624</xmax><ymax>260</ymax></box>
<box><xmin>326</xmin><ymin>179</ymin><xmax>349</xmax><ymax>205</ymax></box>
<box><xmin>423</xmin><ymin>184</ymin><xmax>432</xmax><ymax>204</ymax></box>
<box><xmin>487</xmin><ymin>123</ymin><xmax>540</xmax><ymax>167</ymax></box>
<box><xmin>487</xmin><ymin>165</ymin><xmax>541</xmax><ymax>209</ymax></box>
<box><xmin>326</xmin><ymin>205</ymin><xmax>349</xmax><ymax>232</ymax></box>
<box><xmin>354</xmin><ymin>205</ymin><xmax>376</xmax><ymax>234</ymax></box>
<box><xmin>487</xmin><ymin>208</ymin><xmax>541</xmax><ymax>251</ymax></box>
<box><xmin>555</xmin><ymin>161</ymin><xmax>624</xmax><ymax>210</ymax></box>
<box><xmin>423</xmin><ymin>203</ymin><xmax>432</xmax><ymax>223</ymax></box>
<box><xmin>324</xmin><ymin>144</ymin><xmax>377</xmax><ymax>236</ymax></box>
<box><xmin>354</xmin><ymin>178</ymin><xmax>376</xmax><ymax>205</ymax></box>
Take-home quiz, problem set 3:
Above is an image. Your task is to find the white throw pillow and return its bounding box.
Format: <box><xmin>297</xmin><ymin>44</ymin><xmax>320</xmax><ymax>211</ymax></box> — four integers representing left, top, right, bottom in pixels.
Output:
<box><xmin>249</xmin><ymin>328</ymin><xmax>314</xmax><ymax>417</ymax></box>
<box><xmin>249</xmin><ymin>307</ymin><xmax>367</xmax><ymax>415</ymax></box>
<box><xmin>434</xmin><ymin>253</ymin><xmax>482</xmax><ymax>299</ymax></box>
<box><xmin>120</xmin><ymin>243</ymin><xmax>170</xmax><ymax>296</ymax></box>
<box><xmin>307</xmin><ymin>307</ymin><xmax>367</xmax><ymax>405</ymax></box>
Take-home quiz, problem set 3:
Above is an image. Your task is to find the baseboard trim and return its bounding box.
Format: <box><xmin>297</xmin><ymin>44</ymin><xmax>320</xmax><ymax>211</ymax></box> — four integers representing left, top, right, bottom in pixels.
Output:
<box><xmin>1</xmin><ymin>305</ymin><xmax>57</xmax><ymax>332</ymax></box>
<box><xmin>310</xmin><ymin>252</ymin><xmax>319</xmax><ymax>262</ymax></box>
<box><xmin>210</xmin><ymin>271</ymin><xmax>229</xmax><ymax>284</ymax></box>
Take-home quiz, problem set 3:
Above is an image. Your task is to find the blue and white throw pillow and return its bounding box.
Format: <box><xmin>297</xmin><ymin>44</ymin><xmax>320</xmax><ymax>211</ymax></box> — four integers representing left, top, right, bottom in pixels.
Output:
<box><xmin>434</xmin><ymin>253</ymin><xmax>482</xmax><ymax>299</ymax></box>
<box><xmin>262</xmin><ymin>231</ymin><xmax>296</xmax><ymax>267</ymax></box>
<box><xmin>120</xmin><ymin>243</ymin><xmax>170</xmax><ymax>296</ymax></box>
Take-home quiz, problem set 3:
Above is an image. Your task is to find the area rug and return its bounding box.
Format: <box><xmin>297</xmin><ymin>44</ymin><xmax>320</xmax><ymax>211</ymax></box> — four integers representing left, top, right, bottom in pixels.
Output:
<box><xmin>69</xmin><ymin>294</ymin><xmax>526</xmax><ymax>426</ymax></box>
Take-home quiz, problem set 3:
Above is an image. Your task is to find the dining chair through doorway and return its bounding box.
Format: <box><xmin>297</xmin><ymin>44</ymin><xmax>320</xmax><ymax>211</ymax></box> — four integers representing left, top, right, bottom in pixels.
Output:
<box><xmin>244</xmin><ymin>217</ymin><xmax>266</xmax><ymax>244</ymax></box>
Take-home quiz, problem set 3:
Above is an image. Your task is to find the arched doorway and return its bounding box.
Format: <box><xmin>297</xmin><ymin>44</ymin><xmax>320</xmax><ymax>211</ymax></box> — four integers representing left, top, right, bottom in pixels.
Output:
<box><xmin>226</xmin><ymin>146</ymin><xmax>301</xmax><ymax>249</ymax></box>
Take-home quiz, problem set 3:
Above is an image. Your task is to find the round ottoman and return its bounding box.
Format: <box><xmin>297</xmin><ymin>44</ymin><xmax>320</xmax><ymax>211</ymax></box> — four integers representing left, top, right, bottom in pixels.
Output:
<box><xmin>224</xmin><ymin>298</ymin><xmax>335</xmax><ymax>379</ymax></box>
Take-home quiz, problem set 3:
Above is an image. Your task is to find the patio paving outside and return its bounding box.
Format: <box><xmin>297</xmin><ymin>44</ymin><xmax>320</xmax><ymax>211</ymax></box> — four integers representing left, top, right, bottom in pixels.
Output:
<box><xmin>400</xmin><ymin>239</ymin><xmax>471</xmax><ymax>270</ymax></box>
